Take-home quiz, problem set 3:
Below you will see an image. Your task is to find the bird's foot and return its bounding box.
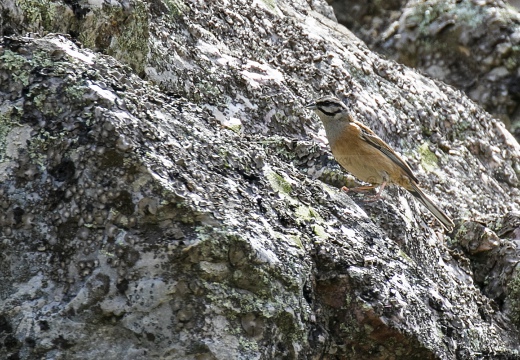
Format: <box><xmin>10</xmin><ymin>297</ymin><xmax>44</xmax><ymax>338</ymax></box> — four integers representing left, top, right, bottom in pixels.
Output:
<box><xmin>343</xmin><ymin>181</ymin><xmax>387</xmax><ymax>202</ymax></box>
<box><xmin>341</xmin><ymin>185</ymin><xmax>376</xmax><ymax>193</ymax></box>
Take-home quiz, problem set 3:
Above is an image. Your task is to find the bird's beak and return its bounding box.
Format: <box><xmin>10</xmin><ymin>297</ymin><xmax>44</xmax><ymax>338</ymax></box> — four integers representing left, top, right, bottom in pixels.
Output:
<box><xmin>305</xmin><ymin>101</ymin><xmax>317</xmax><ymax>110</ymax></box>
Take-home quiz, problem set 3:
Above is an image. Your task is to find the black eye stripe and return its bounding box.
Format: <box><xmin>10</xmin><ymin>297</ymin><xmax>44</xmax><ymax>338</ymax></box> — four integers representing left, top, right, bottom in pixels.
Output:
<box><xmin>317</xmin><ymin>101</ymin><xmax>338</xmax><ymax>107</ymax></box>
<box><xmin>318</xmin><ymin>108</ymin><xmax>338</xmax><ymax>116</ymax></box>
<box><xmin>316</xmin><ymin>100</ymin><xmax>345</xmax><ymax>116</ymax></box>
<box><xmin>326</xmin><ymin>101</ymin><xmax>337</xmax><ymax>106</ymax></box>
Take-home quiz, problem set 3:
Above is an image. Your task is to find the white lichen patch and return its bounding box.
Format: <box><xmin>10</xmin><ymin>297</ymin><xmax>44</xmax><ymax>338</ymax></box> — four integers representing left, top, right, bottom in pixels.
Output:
<box><xmin>88</xmin><ymin>83</ymin><xmax>118</xmax><ymax>103</ymax></box>
<box><xmin>5</xmin><ymin>125</ymin><xmax>31</xmax><ymax>159</ymax></box>
<box><xmin>47</xmin><ymin>36</ymin><xmax>95</xmax><ymax>64</ymax></box>
<box><xmin>240</xmin><ymin>60</ymin><xmax>284</xmax><ymax>88</ymax></box>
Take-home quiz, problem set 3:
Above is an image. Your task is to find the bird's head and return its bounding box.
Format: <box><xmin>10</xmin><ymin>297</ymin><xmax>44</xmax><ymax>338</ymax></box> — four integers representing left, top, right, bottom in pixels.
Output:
<box><xmin>305</xmin><ymin>96</ymin><xmax>350</xmax><ymax>123</ymax></box>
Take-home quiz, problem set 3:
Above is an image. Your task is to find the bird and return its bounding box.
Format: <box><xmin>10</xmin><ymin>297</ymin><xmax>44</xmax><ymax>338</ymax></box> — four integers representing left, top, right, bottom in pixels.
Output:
<box><xmin>306</xmin><ymin>95</ymin><xmax>455</xmax><ymax>232</ymax></box>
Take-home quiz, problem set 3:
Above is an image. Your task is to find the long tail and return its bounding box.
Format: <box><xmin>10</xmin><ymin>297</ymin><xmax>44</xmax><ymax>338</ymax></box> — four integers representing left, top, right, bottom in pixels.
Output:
<box><xmin>409</xmin><ymin>183</ymin><xmax>454</xmax><ymax>232</ymax></box>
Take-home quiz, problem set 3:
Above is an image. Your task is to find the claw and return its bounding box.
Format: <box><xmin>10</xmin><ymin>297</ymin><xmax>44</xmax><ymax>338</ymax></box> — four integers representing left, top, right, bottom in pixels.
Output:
<box><xmin>343</xmin><ymin>181</ymin><xmax>387</xmax><ymax>202</ymax></box>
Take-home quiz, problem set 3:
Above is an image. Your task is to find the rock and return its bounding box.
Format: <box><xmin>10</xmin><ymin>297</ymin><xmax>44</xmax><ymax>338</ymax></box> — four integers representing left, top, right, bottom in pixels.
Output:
<box><xmin>330</xmin><ymin>0</ymin><xmax>520</xmax><ymax>142</ymax></box>
<box><xmin>1</xmin><ymin>0</ymin><xmax>520</xmax><ymax>359</ymax></box>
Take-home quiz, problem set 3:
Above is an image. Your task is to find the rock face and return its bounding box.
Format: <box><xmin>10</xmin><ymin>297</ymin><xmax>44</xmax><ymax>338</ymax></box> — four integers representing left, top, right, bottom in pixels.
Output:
<box><xmin>1</xmin><ymin>1</ymin><xmax>520</xmax><ymax>359</ymax></box>
<box><xmin>329</xmin><ymin>0</ymin><xmax>520</xmax><ymax>139</ymax></box>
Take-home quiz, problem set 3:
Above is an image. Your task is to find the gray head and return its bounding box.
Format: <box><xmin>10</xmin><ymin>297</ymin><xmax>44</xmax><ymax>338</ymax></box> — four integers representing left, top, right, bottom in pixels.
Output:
<box><xmin>305</xmin><ymin>96</ymin><xmax>350</xmax><ymax>123</ymax></box>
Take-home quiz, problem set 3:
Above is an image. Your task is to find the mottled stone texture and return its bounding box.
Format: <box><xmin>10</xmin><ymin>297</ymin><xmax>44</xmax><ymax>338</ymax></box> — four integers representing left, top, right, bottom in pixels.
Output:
<box><xmin>1</xmin><ymin>0</ymin><xmax>520</xmax><ymax>359</ymax></box>
<box><xmin>329</xmin><ymin>0</ymin><xmax>520</xmax><ymax>140</ymax></box>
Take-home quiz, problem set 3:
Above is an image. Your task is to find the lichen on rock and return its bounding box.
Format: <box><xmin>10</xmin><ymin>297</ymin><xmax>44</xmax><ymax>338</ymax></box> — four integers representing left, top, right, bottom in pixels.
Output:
<box><xmin>1</xmin><ymin>0</ymin><xmax>520</xmax><ymax>359</ymax></box>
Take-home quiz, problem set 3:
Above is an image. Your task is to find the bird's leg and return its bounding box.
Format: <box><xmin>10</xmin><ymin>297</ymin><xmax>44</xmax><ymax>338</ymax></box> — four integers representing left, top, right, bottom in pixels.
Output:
<box><xmin>363</xmin><ymin>181</ymin><xmax>387</xmax><ymax>202</ymax></box>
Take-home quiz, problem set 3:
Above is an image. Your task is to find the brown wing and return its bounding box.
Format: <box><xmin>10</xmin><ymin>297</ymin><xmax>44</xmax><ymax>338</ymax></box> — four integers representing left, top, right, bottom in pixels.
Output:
<box><xmin>355</xmin><ymin>121</ymin><xmax>419</xmax><ymax>183</ymax></box>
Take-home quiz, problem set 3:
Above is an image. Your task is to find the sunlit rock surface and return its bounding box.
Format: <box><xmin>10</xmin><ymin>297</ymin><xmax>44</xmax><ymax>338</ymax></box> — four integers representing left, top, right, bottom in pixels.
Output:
<box><xmin>1</xmin><ymin>1</ymin><xmax>520</xmax><ymax>359</ymax></box>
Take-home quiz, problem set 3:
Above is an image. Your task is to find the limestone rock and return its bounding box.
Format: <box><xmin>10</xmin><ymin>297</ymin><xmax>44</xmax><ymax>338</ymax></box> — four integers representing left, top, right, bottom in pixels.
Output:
<box><xmin>330</xmin><ymin>0</ymin><xmax>520</xmax><ymax>141</ymax></box>
<box><xmin>1</xmin><ymin>0</ymin><xmax>520</xmax><ymax>359</ymax></box>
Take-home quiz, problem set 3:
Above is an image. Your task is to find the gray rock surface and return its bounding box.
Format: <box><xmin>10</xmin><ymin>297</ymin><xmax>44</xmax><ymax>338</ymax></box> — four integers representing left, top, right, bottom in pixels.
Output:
<box><xmin>329</xmin><ymin>0</ymin><xmax>520</xmax><ymax>140</ymax></box>
<box><xmin>1</xmin><ymin>0</ymin><xmax>520</xmax><ymax>359</ymax></box>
